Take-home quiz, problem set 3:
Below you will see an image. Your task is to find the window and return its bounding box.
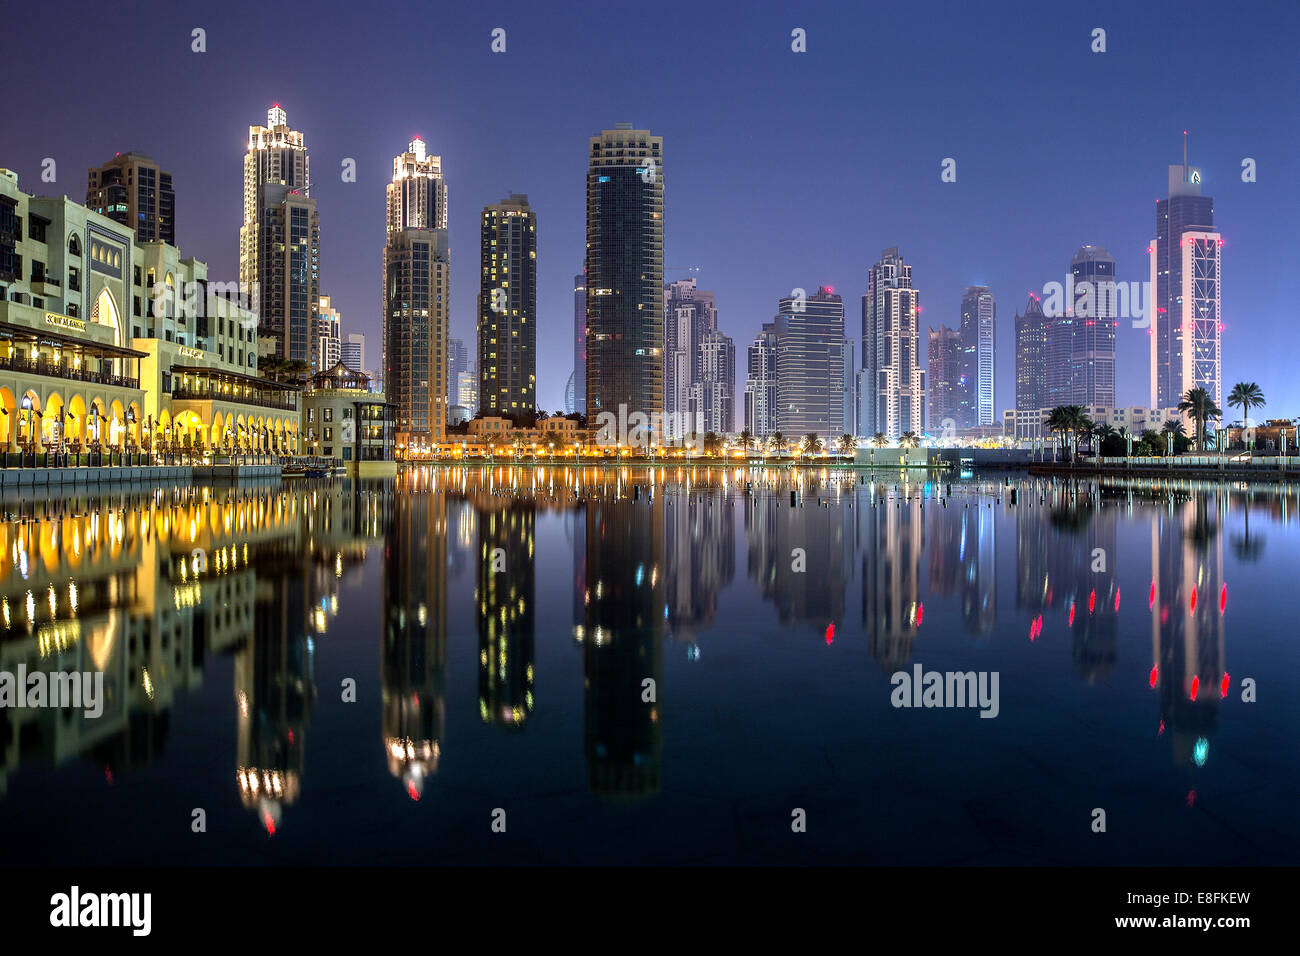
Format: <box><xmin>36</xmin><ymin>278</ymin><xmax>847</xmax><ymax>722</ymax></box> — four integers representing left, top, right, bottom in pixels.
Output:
<box><xmin>324</xmin><ymin>427</ymin><xmax>333</xmax><ymax>441</ymax></box>
<box><xmin>323</xmin><ymin>408</ymin><xmax>333</xmax><ymax>422</ymax></box>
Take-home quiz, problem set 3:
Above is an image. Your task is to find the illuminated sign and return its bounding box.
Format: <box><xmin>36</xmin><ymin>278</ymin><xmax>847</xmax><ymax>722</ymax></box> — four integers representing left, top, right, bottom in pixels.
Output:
<box><xmin>45</xmin><ymin>312</ymin><xmax>87</xmax><ymax>333</ymax></box>
<box><xmin>177</xmin><ymin>346</ymin><xmax>205</xmax><ymax>360</ymax></box>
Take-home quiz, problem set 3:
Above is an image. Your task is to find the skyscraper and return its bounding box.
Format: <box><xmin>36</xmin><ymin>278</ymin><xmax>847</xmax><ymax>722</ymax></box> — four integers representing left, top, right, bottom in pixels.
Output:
<box><xmin>861</xmin><ymin>248</ymin><xmax>925</xmax><ymax>440</ymax></box>
<box><xmin>341</xmin><ymin>333</ymin><xmax>367</xmax><ymax>379</ymax></box>
<box><xmin>664</xmin><ymin>277</ymin><xmax>732</xmax><ymax>436</ymax></box>
<box><xmin>585</xmin><ymin>125</ymin><xmax>663</xmax><ymax>426</ymax></box>
<box><xmin>694</xmin><ymin>326</ymin><xmax>735</xmax><ymax>434</ymax></box>
<box><xmin>960</xmin><ymin>285</ymin><xmax>995</xmax><ymax>426</ymax></box>
<box><xmin>447</xmin><ymin>337</ymin><xmax>468</xmax><ymax>406</ymax></box>
<box><xmin>1047</xmin><ymin>246</ymin><xmax>1117</xmax><ymax>407</ymax></box>
<box><xmin>1150</xmin><ymin>139</ymin><xmax>1221</xmax><ymax>409</ymax></box>
<box><xmin>239</xmin><ymin>106</ymin><xmax>320</xmax><ymax>366</ymax></box>
<box><xmin>573</xmin><ymin>272</ymin><xmax>586</xmax><ymax>415</ymax></box>
<box><xmin>478</xmin><ymin>194</ymin><xmax>537</xmax><ymax>421</ymax></box>
<box><xmin>1014</xmin><ymin>294</ymin><xmax>1050</xmax><ymax>428</ymax></box>
<box><xmin>927</xmin><ymin>325</ymin><xmax>963</xmax><ymax>435</ymax></box>
<box><xmin>86</xmin><ymin>152</ymin><xmax>175</xmax><ymax>245</ymax></box>
<box><xmin>775</xmin><ymin>286</ymin><xmax>845</xmax><ymax>437</ymax></box>
<box><xmin>744</xmin><ymin>322</ymin><xmax>779</xmax><ymax>437</ymax></box>
<box><xmin>314</xmin><ymin>295</ymin><xmax>341</xmax><ymax>373</ymax></box>
<box><xmin>383</xmin><ymin>137</ymin><xmax>449</xmax><ymax>451</ymax></box>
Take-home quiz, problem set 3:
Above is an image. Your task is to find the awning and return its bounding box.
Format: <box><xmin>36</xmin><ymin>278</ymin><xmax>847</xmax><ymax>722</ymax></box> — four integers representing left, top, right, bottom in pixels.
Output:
<box><xmin>169</xmin><ymin>364</ymin><xmax>302</xmax><ymax>391</ymax></box>
<box><xmin>0</xmin><ymin>320</ymin><xmax>148</xmax><ymax>359</ymax></box>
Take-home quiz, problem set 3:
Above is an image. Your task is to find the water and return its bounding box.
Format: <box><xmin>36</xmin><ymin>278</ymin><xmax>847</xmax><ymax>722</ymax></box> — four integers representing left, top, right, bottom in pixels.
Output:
<box><xmin>0</xmin><ymin>466</ymin><xmax>1296</xmax><ymax>865</ymax></box>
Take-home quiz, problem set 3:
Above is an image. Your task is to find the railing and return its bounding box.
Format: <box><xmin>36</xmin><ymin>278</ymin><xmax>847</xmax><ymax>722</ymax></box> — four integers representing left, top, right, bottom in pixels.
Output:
<box><xmin>170</xmin><ymin>386</ymin><xmax>297</xmax><ymax>411</ymax></box>
<box><xmin>0</xmin><ymin>355</ymin><xmax>138</xmax><ymax>388</ymax></box>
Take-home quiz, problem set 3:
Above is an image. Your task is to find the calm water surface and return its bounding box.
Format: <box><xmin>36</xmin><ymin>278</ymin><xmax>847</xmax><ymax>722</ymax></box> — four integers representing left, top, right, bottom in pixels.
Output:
<box><xmin>1</xmin><ymin>466</ymin><xmax>1297</xmax><ymax>865</ymax></box>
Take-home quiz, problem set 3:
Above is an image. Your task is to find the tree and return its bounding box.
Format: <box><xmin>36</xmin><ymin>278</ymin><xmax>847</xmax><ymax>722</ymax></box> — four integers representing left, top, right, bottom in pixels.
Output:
<box><xmin>738</xmin><ymin>430</ymin><xmax>755</xmax><ymax>453</ymax></box>
<box><xmin>871</xmin><ymin>432</ymin><xmax>888</xmax><ymax>448</ymax></box>
<box><xmin>837</xmin><ymin>433</ymin><xmax>857</xmax><ymax>456</ymax></box>
<box><xmin>1046</xmin><ymin>406</ymin><xmax>1071</xmax><ymax>455</ymax></box>
<box><xmin>770</xmin><ymin>431</ymin><xmax>788</xmax><ymax>455</ymax></box>
<box><xmin>1227</xmin><ymin>382</ymin><xmax>1265</xmax><ymax>450</ymax></box>
<box><xmin>1177</xmin><ymin>387</ymin><xmax>1222</xmax><ymax>451</ymax></box>
<box><xmin>802</xmin><ymin>433</ymin><xmax>823</xmax><ymax>457</ymax></box>
<box><xmin>542</xmin><ymin>430</ymin><xmax>562</xmax><ymax>458</ymax></box>
<box><xmin>703</xmin><ymin>431</ymin><xmax>722</xmax><ymax>456</ymax></box>
<box><xmin>899</xmin><ymin>431</ymin><xmax>920</xmax><ymax>449</ymax></box>
<box><xmin>1161</xmin><ymin>418</ymin><xmax>1186</xmax><ymax>455</ymax></box>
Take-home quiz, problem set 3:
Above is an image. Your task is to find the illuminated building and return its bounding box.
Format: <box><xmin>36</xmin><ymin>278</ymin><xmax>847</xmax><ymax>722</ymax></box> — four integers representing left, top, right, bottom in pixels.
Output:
<box><xmin>1047</xmin><ymin>245</ymin><xmax>1116</xmax><ymax>408</ymax></box>
<box><xmin>1014</xmin><ymin>294</ymin><xmax>1049</xmax><ymax>435</ymax></box>
<box><xmin>585</xmin><ymin>125</ymin><xmax>663</xmax><ymax>426</ymax></box>
<box><xmin>300</xmin><ymin>363</ymin><xmax>396</xmax><ymax>476</ymax></box>
<box><xmin>665</xmin><ymin>278</ymin><xmax>733</xmax><ymax>437</ymax></box>
<box><xmin>238</xmin><ymin>106</ymin><xmax>320</xmax><ymax>368</ymax></box>
<box><xmin>860</xmin><ymin>494</ymin><xmax>924</xmax><ymax>670</ymax></box>
<box><xmin>572</xmin><ymin>272</ymin><xmax>586</xmax><ymax>415</ymax></box>
<box><xmin>744</xmin><ymin>322</ymin><xmax>778</xmax><ymax>438</ymax></box>
<box><xmin>86</xmin><ymin>152</ymin><xmax>174</xmax><ymax>245</ymax></box>
<box><xmin>775</xmin><ymin>286</ymin><xmax>845</xmax><ymax>437</ymax></box>
<box><xmin>1150</xmin><ymin>139</ymin><xmax>1222</xmax><ymax>410</ymax></box>
<box><xmin>959</xmin><ymin>285</ymin><xmax>995</xmax><ymax>427</ymax></box>
<box><xmin>314</xmin><ymin>295</ymin><xmax>341</xmax><ymax>374</ymax></box>
<box><xmin>383</xmin><ymin>138</ymin><xmax>449</xmax><ymax>454</ymax></box>
<box><xmin>478</xmin><ymin>194</ymin><xmax>536</xmax><ymax>421</ymax></box>
<box><xmin>926</xmin><ymin>325</ymin><xmax>963</xmax><ymax>435</ymax></box>
<box><xmin>861</xmin><ymin>248</ymin><xmax>924</xmax><ymax>440</ymax></box>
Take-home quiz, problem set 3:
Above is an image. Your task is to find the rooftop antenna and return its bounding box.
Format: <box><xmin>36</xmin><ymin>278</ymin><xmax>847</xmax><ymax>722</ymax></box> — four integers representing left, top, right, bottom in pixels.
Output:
<box><xmin>1183</xmin><ymin>130</ymin><xmax>1188</xmax><ymax>170</ymax></box>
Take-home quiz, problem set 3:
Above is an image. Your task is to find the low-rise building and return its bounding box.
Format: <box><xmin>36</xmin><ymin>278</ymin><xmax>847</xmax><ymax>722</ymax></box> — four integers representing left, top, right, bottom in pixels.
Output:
<box><xmin>301</xmin><ymin>362</ymin><xmax>396</xmax><ymax>476</ymax></box>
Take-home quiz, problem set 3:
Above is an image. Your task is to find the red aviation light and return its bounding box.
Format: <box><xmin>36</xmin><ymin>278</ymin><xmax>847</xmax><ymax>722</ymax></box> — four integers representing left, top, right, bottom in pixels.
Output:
<box><xmin>1149</xmin><ymin>580</ymin><xmax>1156</xmax><ymax>609</ymax></box>
<box><xmin>1114</xmin><ymin>588</ymin><xmax>1121</xmax><ymax>612</ymax></box>
<box><xmin>1190</xmin><ymin>587</ymin><xmax>1198</xmax><ymax>612</ymax></box>
<box><xmin>1219</xmin><ymin>583</ymin><xmax>1227</xmax><ymax>614</ymax></box>
<box><xmin>1220</xmin><ymin>672</ymin><xmax>1230</xmax><ymax>699</ymax></box>
<box><xmin>1068</xmin><ymin>601</ymin><xmax>1076</xmax><ymax>628</ymax></box>
<box><xmin>1088</xmin><ymin>589</ymin><xmax>1096</xmax><ymax>615</ymax></box>
<box><xmin>915</xmin><ymin>603</ymin><xmax>924</xmax><ymax>626</ymax></box>
<box><xmin>1189</xmin><ymin>675</ymin><xmax>1200</xmax><ymax>701</ymax></box>
<box><xmin>825</xmin><ymin>622</ymin><xmax>835</xmax><ymax>645</ymax></box>
<box><xmin>1149</xmin><ymin>664</ymin><xmax>1159</xmax><ymax>688</ymax></box>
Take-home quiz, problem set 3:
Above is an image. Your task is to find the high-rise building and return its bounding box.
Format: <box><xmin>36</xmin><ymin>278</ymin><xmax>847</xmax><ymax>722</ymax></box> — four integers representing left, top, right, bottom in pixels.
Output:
<box><xmin>239</xmin><ymin>106</ymin><xmax>320</xmax><ymax>366</ymax></box>
<box><xmin>861</xmin><ymin>248</ymin><xmax>925</xmax><ymax>440</ymax></box>
<box><xmin>456</xmin><ymin>370</ymin><xmax>479</xmax><ymax>415</ymax></box>
<box><xmin>585</xmin><ymin>125</ymin><xmax>663</xmax><ymax>426</ymax></box>
<box><xmin>86</xmin><ymin>152</ymin><xmax>175</xmax><ymax>245</ymax></box>
<box><xmin>693</xmin><ymin>326</ymin><xmax>735</xmax><ymax>434</ymax></box>
<box><xmin>744</xmin><ymin>322</ymin><xmax>779</xmax><ymax>438</ymax></box>
<box><xmin>341</xmin><ymin>332</ymin><xmax>367</xmax><ymax>378</ymax></box>
<box><xmin>927</xmin><ymin>325</ymin><xmax>963</xmax><ymax>435</ymax></box>
<box><xmin>1014</xmin><ymin>294</ymin><xmax>1050</xmax><ymax>431</ymax></box>
<box><xmin>447</xmin><ymin>337</ymin><xmax>468</xmax><ymax>405</ymax></box>
<box><xmin>383</xmin><ymin>137</ymin><xmax>449</xmax><ymax>452</ymax></box>
<box><xmin>1150</xmin><ymin>139</ymin><xmax>1221</xmax><ymax>410</ymax></box>
<box><xmin>775</xmin><ymin>286</ymin><xmax>845</xmax><ymax>438</ymax></box>
<box><xmin>314</xmin><ymin>295</ymin><xmax>341</xmax><ymax>373</ymax></box>
<box><xmin>1047</xmin><ymin>245</ymin><xmax>1117</xmax><ymax>408</ymax></box>
<box><xmin>478</xmin><ymin>194</ymin><xmax>536</xmax><ymax>421</ymax></box>
<box><xmin>960</xmin><ymin>286</ymin><xmax>995</xmax><ymax>426</ymax></box>
<box><xmin>664</xmin><ymin>278</ymin><xmax>731</xmax><ymax>436</ymax></box>
<box><xmin>573</xmin><ymin>272</ymin><xmax>586</xmax><ymax>415</ymax></box>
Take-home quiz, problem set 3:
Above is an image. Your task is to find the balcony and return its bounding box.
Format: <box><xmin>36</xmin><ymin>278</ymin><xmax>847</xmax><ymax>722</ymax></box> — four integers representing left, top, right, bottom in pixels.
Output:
<box><xmin>171</xmin><ymin>385</ymin><xmax>297</xmax><ymax>412</ymax></box>
<box><xmin>0</xmin><ymin>355</ymin><xmax>139</xmax><ymax>389</ymax></box>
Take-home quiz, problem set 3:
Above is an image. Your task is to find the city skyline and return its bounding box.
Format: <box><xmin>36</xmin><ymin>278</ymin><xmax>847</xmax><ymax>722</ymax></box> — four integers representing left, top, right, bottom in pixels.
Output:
<box><xmin>6</xmin><ymin>1</ymin><xmax>1296</xmax><ymax>423</ymax></box>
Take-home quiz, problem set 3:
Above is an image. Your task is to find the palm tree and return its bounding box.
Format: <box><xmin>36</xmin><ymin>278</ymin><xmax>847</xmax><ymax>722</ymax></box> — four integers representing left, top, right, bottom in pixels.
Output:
<box><xmin>1066</xmin><ymin>407</ymin><xmax>1092</xmax><ymax>458</ymax></box>
<box><xmin>1139</xmin><ymin>428</ymin><xmax>1163</xmax><ymax>457</ymax></box>
<box><xmin>738</xmin><ymin>429</ymin><xmax>755</xmax><ymax>454</ymax></box>
<box><xmin>1227</xmin><ymin>382</ymin><xmax>1265</xmax><ymax>451</ymax></box>
<box><xmin>770</xmin><ymin>431</ymin><xmax>788</xmax><ymax>456</ymax></box>
<box><xmin>1092</xmin><ymin>422</ymin><xmax>1117</xmax><ymax>457</ymax></box>
<box><xmin>1046</xmin><ymin>406</ymin><xmax>1071</xmax><ymax>456</ymax></box>
<box><xmin>542</xmin><ymin>430</ymin><xmax>562</xmax><ymax>460</ymax></box>
<box><xmin>703</xmin><ymin>431</ymin><xmax>722</xmax><ymax>456</ymax></box>
<box><xmin>898</xmin><ymin>431</ymin><xmax>920</xmax><ymax>449</ymax></box>
<box><xmin>802</xmin><ymin>433</ymin><xmax>823</xmax><ymax>458</ymax></box>
<box><xmin>837</xmin><ymin>433</ymin><xmax>857</xmax><ymax>457</ymax></box>
<box><xmin>871</xmin><ymin>432</ymin><xmax>888</xmax><ymax>448</ymax></box>
<box><xmin>1161</xmin><ymin>418</ymin><xmax>1186</xmax><ymax>455</ymax></box>
<box><xmin>1177</xmin><ymin>387</ymin><xmax>1222</xmax><ymax>451</ymax></box>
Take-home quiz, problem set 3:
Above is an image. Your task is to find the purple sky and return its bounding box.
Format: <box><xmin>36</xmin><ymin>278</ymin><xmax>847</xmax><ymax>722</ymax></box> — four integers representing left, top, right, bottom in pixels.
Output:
<box><xmin>7</xmin><ymin>0</ymin><xmax>1298</xmax><ymax>421</ymax></box>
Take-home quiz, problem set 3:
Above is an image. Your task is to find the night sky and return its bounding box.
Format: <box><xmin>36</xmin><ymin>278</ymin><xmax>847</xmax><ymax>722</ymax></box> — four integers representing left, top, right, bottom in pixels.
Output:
<box><xmin>6</xmin><ymin>0</ymin><xmax>1297</xmax><ymax>419</ymax></box>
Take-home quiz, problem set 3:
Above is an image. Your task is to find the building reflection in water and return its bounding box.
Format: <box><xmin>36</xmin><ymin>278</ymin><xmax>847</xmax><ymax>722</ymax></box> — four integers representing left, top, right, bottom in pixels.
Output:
<box><xmin>473</xmin><ymin>484</ymin><xmax>535</xmax><ymax>730</ymax></box>
<box><xmin>382</xmin><ymin>468</ymin><xmax>447</xmax><ymax>800</ymax></box>
<box><xmin>1150</xmin><ymin>493</ymin><xmax>1226</xmax><ymax>774</ymax></box>
<box><xmin>860</xmin><ymin>479</ymin><xmax>924</xmax><ymax>671</ymax></box>
<box><xmin>582</xmin><ymin>469</ymin><xmax>664</xmax><ymax>801</ymax></box>
<box><xmin>928</xmin><ymin>488</ymin><xmax>995</xmax><ymax>638</ymax></box>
